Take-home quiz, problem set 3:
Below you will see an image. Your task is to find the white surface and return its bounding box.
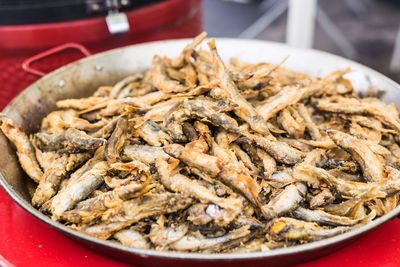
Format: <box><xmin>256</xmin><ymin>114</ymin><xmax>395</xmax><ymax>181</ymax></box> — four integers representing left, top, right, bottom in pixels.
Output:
<box><xmin>106</xmin><ymin>12</ymin><xmax>130</xmax><ymax>34</ymax></box>
<box><xmin>286</xmin><ymin>0</ymin><xmax>317</xmax><ymax>48</ymax></box>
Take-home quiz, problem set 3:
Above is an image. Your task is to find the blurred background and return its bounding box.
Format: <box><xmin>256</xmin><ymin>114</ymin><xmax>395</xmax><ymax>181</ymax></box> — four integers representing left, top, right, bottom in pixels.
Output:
<box><xmin>204</xmin><ymin>0</ymin><xmax>400</xmax><ymax>83</ymax></box>
<box><xmin>0</xmin><ymin>0</ymin><xmax>399</xmax><ymax>109</ymax></box>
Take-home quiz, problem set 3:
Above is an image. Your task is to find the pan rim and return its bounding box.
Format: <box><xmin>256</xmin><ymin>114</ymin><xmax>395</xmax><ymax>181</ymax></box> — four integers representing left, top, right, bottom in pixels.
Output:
<box><xmin>1</xmin><ymin>37</ymin><xmax>400</xmax><ymax>261</ymax></box>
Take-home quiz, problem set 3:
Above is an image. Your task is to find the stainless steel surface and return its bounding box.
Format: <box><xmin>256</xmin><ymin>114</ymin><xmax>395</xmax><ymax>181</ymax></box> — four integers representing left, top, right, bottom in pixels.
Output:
<box><xmin>1</xmin><ymin>39</ymin><xmax>400</xmax><ymax>266</ymax></box>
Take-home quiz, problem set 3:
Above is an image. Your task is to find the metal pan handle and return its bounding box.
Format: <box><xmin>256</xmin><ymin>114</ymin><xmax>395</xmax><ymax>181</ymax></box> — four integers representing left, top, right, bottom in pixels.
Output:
<box><xmin>22</xmin><ymin>43</ymin><xmax>91</xmax><ymax>77</ymax></box>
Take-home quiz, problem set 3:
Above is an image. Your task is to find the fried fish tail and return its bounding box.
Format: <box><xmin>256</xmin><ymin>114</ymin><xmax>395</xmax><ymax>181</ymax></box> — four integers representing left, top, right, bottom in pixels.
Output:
<box><xmin>0</xmin><ymin>114</ymin><xmax>43</xmax><ymax>183</ymax></box>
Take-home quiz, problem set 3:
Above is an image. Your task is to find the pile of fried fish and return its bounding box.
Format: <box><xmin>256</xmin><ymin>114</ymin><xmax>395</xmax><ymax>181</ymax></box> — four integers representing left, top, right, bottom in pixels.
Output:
<box><xmin>2</xmin><ymin>32</ymin><xmax>400</xmax><ymax>253</ymax></box>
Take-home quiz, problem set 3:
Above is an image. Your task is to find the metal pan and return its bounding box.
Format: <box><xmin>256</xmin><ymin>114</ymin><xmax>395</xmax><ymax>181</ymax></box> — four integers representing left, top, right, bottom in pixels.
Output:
<box><xmin>1</xmin><ymin>39</ymin><xmax>400</xmax><ymax>267</ymax></box>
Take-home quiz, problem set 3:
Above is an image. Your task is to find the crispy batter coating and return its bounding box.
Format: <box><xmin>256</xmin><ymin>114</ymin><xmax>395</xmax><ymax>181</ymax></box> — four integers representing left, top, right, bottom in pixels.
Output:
<box><xmin>3</xmin><ymin>33</ymin><xmax>400</xmax><ymax>253</ymax></box>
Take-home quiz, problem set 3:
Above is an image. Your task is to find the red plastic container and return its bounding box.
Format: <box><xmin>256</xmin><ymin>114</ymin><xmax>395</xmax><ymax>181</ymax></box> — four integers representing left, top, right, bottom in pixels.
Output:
<box><xmin>0</xmin><ymin>0</ymin><xmax>203</xmax><ymax>110</ymax></box>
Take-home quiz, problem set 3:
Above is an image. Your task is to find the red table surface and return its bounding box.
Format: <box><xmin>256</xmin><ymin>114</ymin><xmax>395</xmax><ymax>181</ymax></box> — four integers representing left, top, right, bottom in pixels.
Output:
<box><xmin>1</xmin><ymin>186</ymin><xmax>400</xmax><ymax>267</ymax></box>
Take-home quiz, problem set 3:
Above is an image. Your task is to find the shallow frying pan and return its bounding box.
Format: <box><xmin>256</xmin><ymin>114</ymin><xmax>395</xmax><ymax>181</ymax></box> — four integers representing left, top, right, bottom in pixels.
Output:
<box><xmin>1</xmin><ymin>39</ymin><xmax>400</xmax><ymax>267</ymax></box>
